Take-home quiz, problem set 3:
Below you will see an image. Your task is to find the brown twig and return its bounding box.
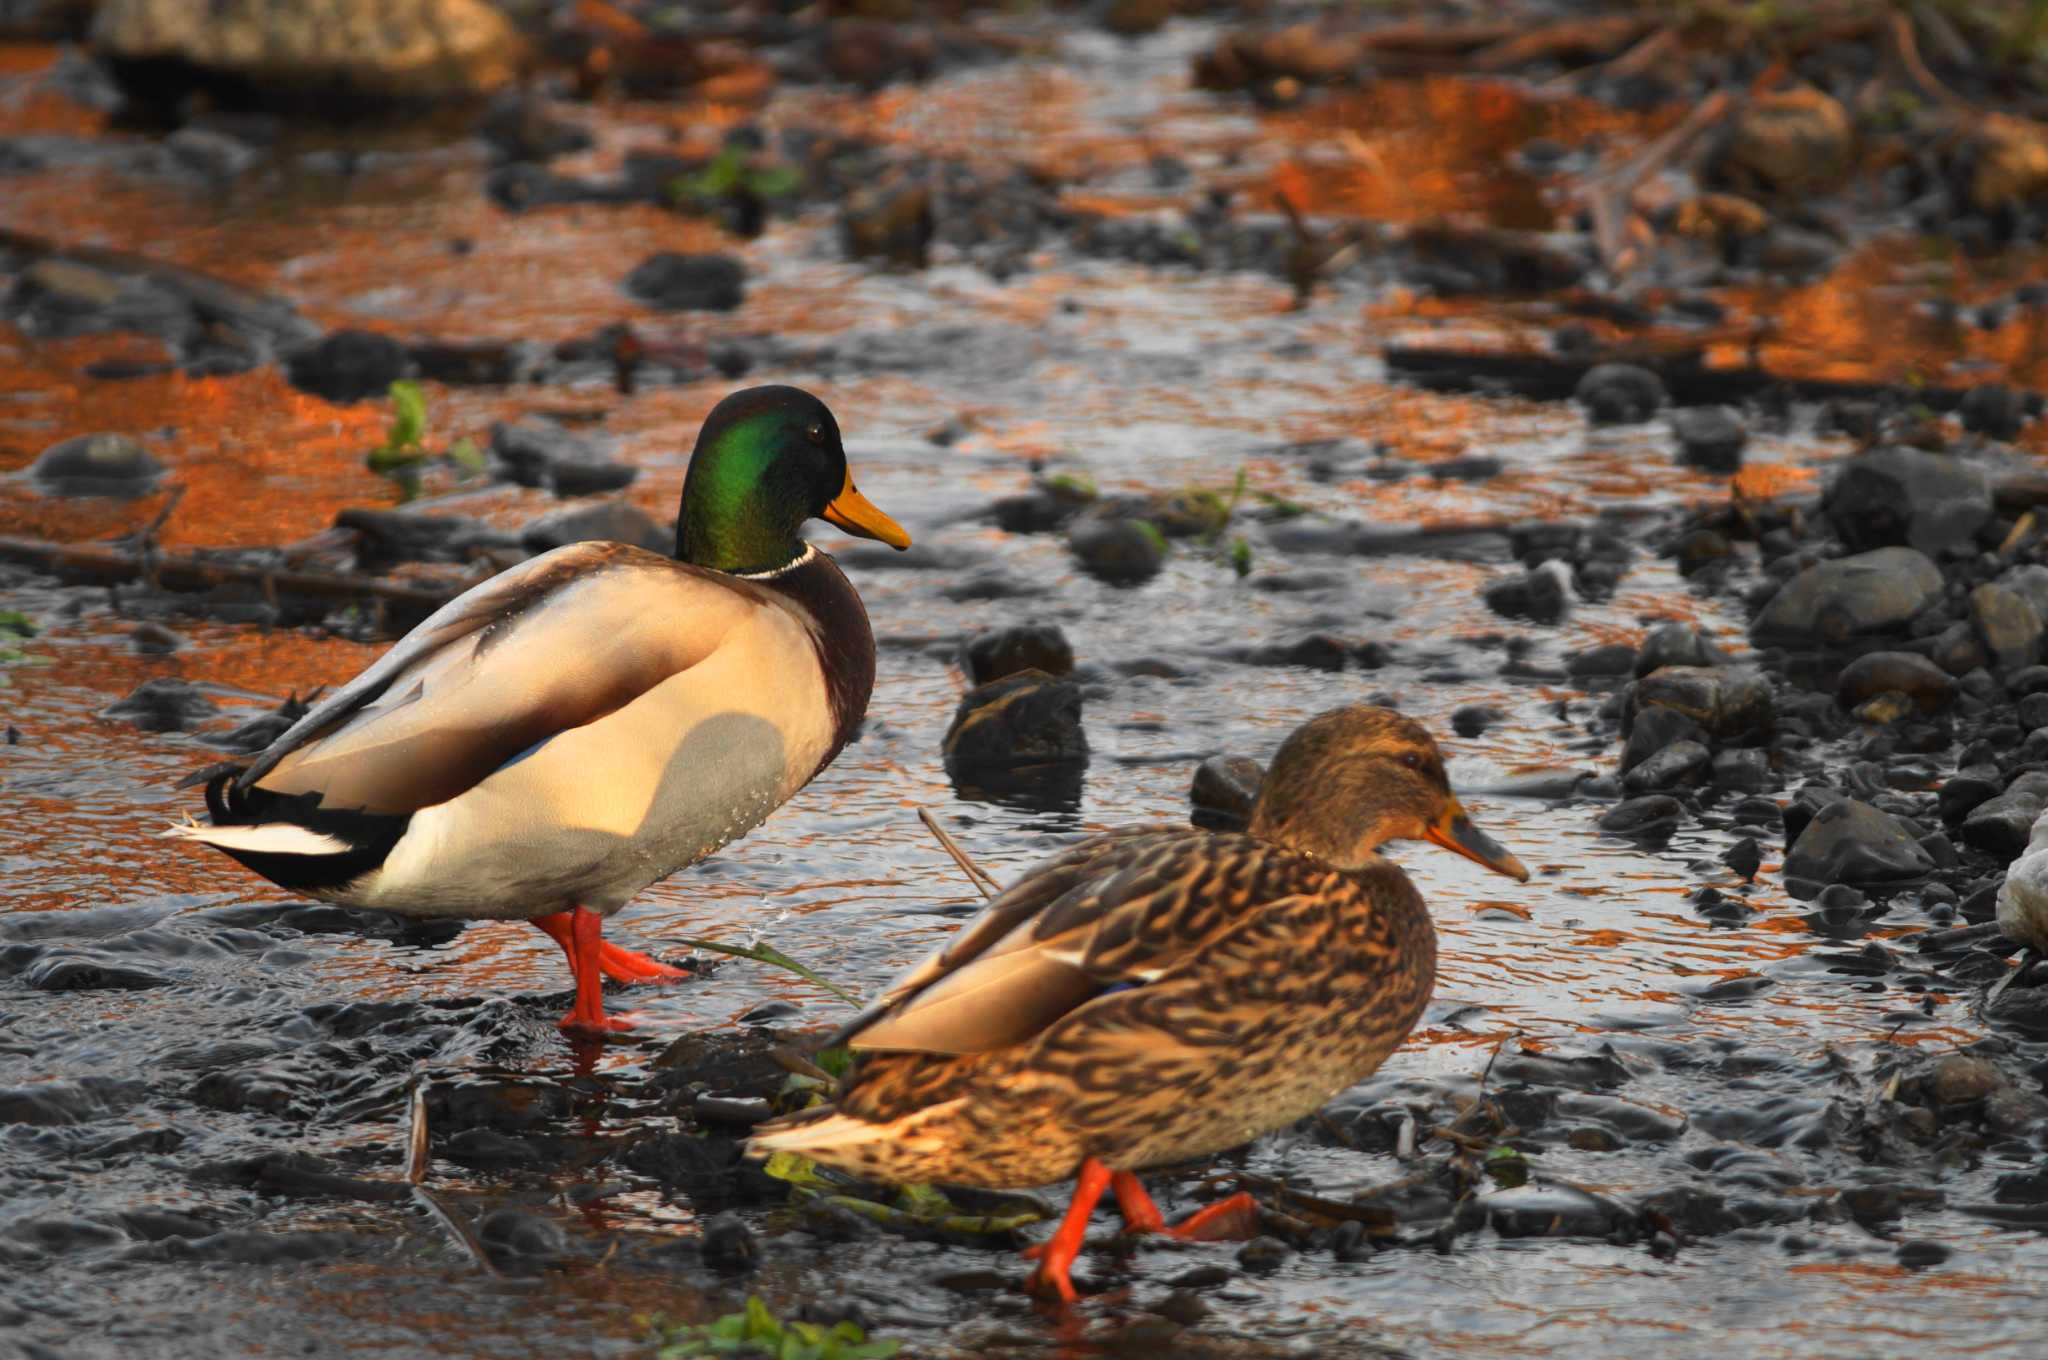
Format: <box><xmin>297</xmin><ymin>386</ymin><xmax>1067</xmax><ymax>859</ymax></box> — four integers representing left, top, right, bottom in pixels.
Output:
<box><xmin>1573</xmin><ymin>88</ymin><xmax>1738</xmax><ymax>274</ymax></box>
<box><xmin>1467</xmin><ymin>15</ymin><xmax>1649</xmax><ymax>74</ymax></box>
<box><xmin>1887</xmin><ymin>7</ymin><xmax>1973</xmax><ymax>113</ymax></box>
<box><xmin>917</xmin><ymin>807</ymin><xmax>1001</xmax><ymax>899</ymax></box>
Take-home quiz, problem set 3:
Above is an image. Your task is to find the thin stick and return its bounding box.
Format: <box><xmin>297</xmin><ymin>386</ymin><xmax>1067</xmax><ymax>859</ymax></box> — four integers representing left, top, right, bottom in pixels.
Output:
<box><xmin>1578</xmin><ymin>89</ymin><xmax>1737</xmax><ymax>275</ymax></box>
<box><xmin>406</xmin><ymin>1081</ymin><xmax>430</xmax><ymax>1185</ymax></box>
<box><xmin>918</xmin><ymin>807</ymin><xmax>1001</xmax><ymax>898</ymax></box>
<box><xmin>401</xmin><ymin>1075</ymin><xmax>496</xmax><ymax>1273</ymax></box>
<box><xmin>2001</xmin><ymin>511</ymin><xmax>2036</xmax><ymax>558</ymax></box>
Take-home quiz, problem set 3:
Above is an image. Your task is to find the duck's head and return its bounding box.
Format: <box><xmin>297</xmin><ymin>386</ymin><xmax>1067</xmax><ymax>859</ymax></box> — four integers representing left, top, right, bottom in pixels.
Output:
<box><xmin>678</xmin><ymin>385</ymin><xmax>911</xmax><ymax>574</ymax></box>
<box><xmin>1247</xmin><ymin>706</ymin><xmax>1529</xmax><ymax>881</ymax></box>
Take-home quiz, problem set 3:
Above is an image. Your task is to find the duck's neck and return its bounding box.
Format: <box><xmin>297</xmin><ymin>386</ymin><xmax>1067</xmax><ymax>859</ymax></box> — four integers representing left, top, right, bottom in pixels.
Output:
<box><xmin>677</xmin><ymin>496</ymin><xmax>805</xmax><ymax>575</ymax></box>
<box><xmin>751</xmin><ymin>547</ymin><xmax>876</xmax><ymax>776</ymax></box>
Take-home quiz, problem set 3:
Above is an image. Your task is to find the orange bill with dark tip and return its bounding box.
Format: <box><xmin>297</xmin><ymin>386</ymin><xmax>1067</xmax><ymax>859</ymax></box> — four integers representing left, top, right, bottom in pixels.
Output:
<box><xmin>822</xmin><ymin>470</ymin><xmax>911</xmax><ymax>549</ymax></box>
<box><xmin>1424</xmin><ymin>800</ymin><xmax>1530</xmax><ymax>883</ymax></box>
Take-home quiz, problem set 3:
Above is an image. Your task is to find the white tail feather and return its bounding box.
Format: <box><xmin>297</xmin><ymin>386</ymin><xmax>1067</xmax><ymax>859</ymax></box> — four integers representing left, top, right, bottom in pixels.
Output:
<box><xmin>746</xmin><ymin>1098</ymin><xmax>968</xmax><ymax>1160</ymax></box>
<box><xmin>161</xmin><ymin>821</ymin><xmax>352</xmax><ymax>857</ymax></box>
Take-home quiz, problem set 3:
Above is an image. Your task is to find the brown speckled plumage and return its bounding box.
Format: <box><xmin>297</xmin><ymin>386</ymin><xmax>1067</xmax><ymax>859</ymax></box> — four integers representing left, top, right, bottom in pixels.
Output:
<box><xmin>749</xmin><ymin>706</ymin><xmax>1529</xmax><ymax>1194</ymax></box>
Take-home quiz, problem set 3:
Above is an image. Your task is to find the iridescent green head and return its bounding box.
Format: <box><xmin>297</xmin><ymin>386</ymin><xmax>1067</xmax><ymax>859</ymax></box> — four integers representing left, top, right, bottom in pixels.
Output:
<box><xmin>677</xmin><ymin>385</ymin><xmax>910</xmax><ymax>574</ymax></box>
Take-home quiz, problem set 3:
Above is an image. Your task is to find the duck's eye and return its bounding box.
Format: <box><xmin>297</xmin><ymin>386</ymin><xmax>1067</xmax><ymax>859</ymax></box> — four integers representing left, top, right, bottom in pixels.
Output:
<box><xmin>805</xmin><ymin>422</ymin><xmax>825</xmax><ymax>445</ymax></box>
<box><xmin>1399</xmin><ymin>753</ymin><xmax>1423</xmax><ymax>771</ymax></box>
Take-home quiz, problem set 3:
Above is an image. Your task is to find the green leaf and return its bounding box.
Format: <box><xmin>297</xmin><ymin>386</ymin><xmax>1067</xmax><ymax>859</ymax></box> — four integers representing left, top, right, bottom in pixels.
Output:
<box><xmin>815</xmin><ymin>1045</ymin><xmax>853</xmax><ymax>1078</ymax></box>
<box><xmin>763</xmin><ymin>1149</ymin><xmax>832</xmax><ymax>1189</ymax></box>
<box><xmin>1484</xmin><ymin>1144</ymin><xmax>1529</xmax><ymax>1188</ymax></box>
<box><xmin>385</xmin><ymin>379</ymin><xmax>427</xmax><ymax>452</ymax></box>
<box><xmin>0</xmin><ymin>610</ymin><xmax>36</xmax><ymax>639</ymax></box>
<box><xmin>1229</xmin><ymin>536</ymin><xmax>1253</xmax><ymax>578</ymax></box>
<box><xmin>747</xmin><ymin>164</ymin><xmax>803</xmax><ymax>199</ymax></box>
<box><xmin>447</xmin><ymin>436</ymin><xmax>484</xmax><ymax>476</ymax></box>
<box><xmin>672</xmin><ymin>936</ymin><xmax>863</xmax><ymax>1006</ymax></box>
<box><xmin>744</xmin><ymin>1296</ymin><xmax>781</xmax><ymax>1342</ymax></box>
<box><xmin>1132</xmin><ymin>518</ymin><xmax>1168</xmax><ymax>556</ymax></box>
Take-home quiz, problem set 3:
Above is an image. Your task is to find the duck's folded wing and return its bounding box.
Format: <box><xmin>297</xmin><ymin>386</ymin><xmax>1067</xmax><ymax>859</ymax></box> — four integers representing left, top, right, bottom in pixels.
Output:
<box><xmin>840</xmin><ymin>829</ymin><xmax>1329</xmax><ymax>1056</ymax></box>
<box><xmin>232</xmin><ymin>541</ymin><xmax>769</xmax><ymax>815</ymax></box>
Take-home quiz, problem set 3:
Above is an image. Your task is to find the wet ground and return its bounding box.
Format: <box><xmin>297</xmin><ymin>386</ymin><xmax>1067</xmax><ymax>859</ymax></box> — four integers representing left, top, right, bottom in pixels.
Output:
<box><xmin>7</xmin><ymin>9</ymin><xmax>2048</xmax><ymax>1360</ymax></box>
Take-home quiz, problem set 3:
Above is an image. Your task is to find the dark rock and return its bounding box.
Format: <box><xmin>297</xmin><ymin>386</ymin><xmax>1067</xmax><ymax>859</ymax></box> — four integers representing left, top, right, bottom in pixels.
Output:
<box><xmin>1674</xmin><ymin>529</ymin><xmax>1732</xmax><ymax>577</ymax></box>
<box><xmin>1926</xmin><ymin>621</ymin><xmax>1987</xmax><ymax>675</ymax></box>
<box><xmin>476</xmin><ymin>91</ymin><xmax>591</xmax><ymax>164</ymax></box>
<box><xmin>1484</xmin><ymin>566</ymin><xmax>1569</xmax><ymax>624</ymax></box>
<box><xmin>1575</xmin><ymin>363</ymin><xmax>1666</xmax><ymax>425</ymax></box>
<box><xmin>1067</xmin><ymin>516</ymin><xmax>1165</xmax><ymax>585</ymax></box>
<box><xmin>1600</xmin><ymin>795</ymin><xmax>1684</xmax><ymax>840</ymax></box>
<box><xmin>1723</xmin><ymin>835</ymin><xmax>1763</xmax><ymax>879</ymax></box>
<box><xmin>1960</xmin><ymin>774</ymin><xmax>2048</xmax><ymax>856</ymax></box>
<box><xmin>1940</xmin><ymin>771</ymin><xmax>2002</xmax><ymax>825</ymax></box>
<box><xmin>1235</xmin><ymin>1236</ymin><xmax>1291</xmax><ymax>1273</ymax></box>
<box><xmin>700</xmin><ymin>1215</ymin><xmax>759</xmax><ymax>1274</ymax></box>
<box><xmin>1633</xmin><ymin>666</ymin><xmax>1775</xmax><ymax>745</ymax></box>
<box><xmin>1713</xmin><ymin>748</ymin><xmax>1773</xmax><ymax>791</ymax></box>
<box><xmin>1853</xmin><ymin>690</ymin><xmax>1914</xmax><ymax>725</ymax></box>
<box><xmin>1451</xmin><ymin>704</ymin><xmax>1502</xmax><ymax>738</ymax></box>
<box><xmin>964</xmin><ymin>623</ymin><xmax>1074</xmax><ymax>684</ymax></box>
<box><xmin>285</xmin><ymin>329</ymin><xmax>409</xmax><ymax>403</ymax></box>
<box><xmin>29</xmin><ymin>431</ymin><xmax>165</xmax><ymax>496</ymax></box>
<box><xmin>488</xmin><ymin>420</ymin><xmax>634</xmax><ymax>496</ymax></box>
<box><xmin>102</xmin><ymin>677</ymin><xmax>216</xmax><ymax>732</ymax></box>
<box><xmin>1568</xmin><ymin>643</ymin><xmax>1637</xmax><ymax>679</ymax></box>
<box><xmin>1822</xmin><ymin>447</ymin><xmax>1992</xmax><ymax>557</ymax></box>
<box><xmin>1999</xmin><ymin>565</ymin><xmax>2048</xmax><ymax>622</ymax></box>
<box><xmin>477</xmin><ymin>1209</ymin><xmax>567</xmax><ymax>1272</ymax></box>
<box><xmin>1621</xmin><ymin>705</ymin><xmax>1705</xmax><ymax>774</ymax></box>
<box><xmin>1971</xmin><ymin>583</ymin><xmax>2043</xmax><ymax>670</ymax></box>
<box><xmin>519</xmin><ymin>503</ymin><xmax>668</xmax><ymax>555</ymax></box>
<box><xmin>1896</xmin><ymin>1240</ymin><xmax>1951</xmax><ymax>1269</ymax></box>
<box><xmin>1783</xmin><ymin>799</ymin><xmax>1935</xmax><ymax>886</ymax></box>
<box><xmin>1931</xmin><ymin>1053</ymin><xmax>2004</xmax><ymax>1105</ymax></box>
<box><xmin>943</xmin><ymin>669</ymin><xmax>1088</xmax><ymax>769</ymax></box>
<box><xmin>1190</xmin><ymin>755</ymin><xmax>1264</xmax><ymax>831</ymax></box>
<box><xmin>1835</xmin><ymin>652</ymin><xmax>1956</xmax><ymax>713</ymax></box>
<box><xmin>1960</xmin><ymin>384</ymin><xmax>2029</xmax><ymax>440</ymax></box>
<box><xmin>1623</xmin><ymin>740</ymin><xmax>1710</xmax><ymax>793</ymax></box>
<box><xmin>1635</xmin><ymin>622</ymin><xmax>1726</xmax><ymax>676</ymax></box>
<box><xmin>1671</xmin><ymin>406</ymin><xmax>1747</xmax><ymax>471</ymax></box>
<box><xmin>841</xmin><ymin>180</ymin><xmax>934</xmax><ymax>269</ymax></box>
<box><xmin>130</xmin><ymin>621</ymin><xmax>184</xmax><ymax>654</ymax></box>
<box><xmin>1244</xmin><ymin>634</ymin><xmax>1385</xmax><ymax>671</ymax></box>
<box><xmin>624</xmin><ymin>253</ymin><xmax>746</xmax><ymax>312</ymax></box>
<box><xmin>1750</xmin><ymin>548</ymin><xmax>1943</xmax><ymax>646</ymax></box>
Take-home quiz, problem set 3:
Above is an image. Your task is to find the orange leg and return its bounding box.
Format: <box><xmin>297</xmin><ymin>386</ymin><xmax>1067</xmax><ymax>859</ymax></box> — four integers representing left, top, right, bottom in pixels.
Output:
<box><xmin>531</xmin><ymin>907</ymin><xmax>633</xmax><ymax>1033</ymax></box>
<box><xmin>1110</xmin><ymin>1172</ymin><xmax>1260</xmax><ymax>1242</ymax></box>
<box><xmin>532</xmin><ymin>911</ymin><xmax>687</xmax><ymax>985</ymax></box>
<box><xmin>1021</xmin><ymin>1157</ymin><xmax>1113</xmax><ymax>1305</ymax></box>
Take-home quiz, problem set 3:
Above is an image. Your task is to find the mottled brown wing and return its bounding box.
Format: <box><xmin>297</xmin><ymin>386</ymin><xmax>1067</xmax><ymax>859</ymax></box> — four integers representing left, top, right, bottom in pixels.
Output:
<box><xmin>840</xmin><ymin>829</ymin><xmax>1339</xmax><ymax>1056</ymax></box>
<box><xmin>237</xmin><ymin>542</ymin><xmax>772</xmax><ymax>814</ymax></box>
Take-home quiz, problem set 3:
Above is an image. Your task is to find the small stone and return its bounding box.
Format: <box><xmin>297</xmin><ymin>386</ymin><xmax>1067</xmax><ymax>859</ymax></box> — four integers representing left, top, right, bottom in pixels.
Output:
<box><xmin>943</xmin><ymin>669</ymin><xmax>1088</xmax><ymax>769</ymax></box>
<box><xmin>130</xmin><ymin>622</ymin><xmax>184</xmax><ymax>654</ymax></box>
<box><xmin>102</xmin><ymin>677</ymin><xmax>217</xmax><ymax>732</ymax></box>
<box><xmin>1623</xmin><ymin>740</ymin><xmax>1711</xmax><ymax>794</ymax></box>
<box><xmin>519</xmin><ymin>503</ymin><xmax>668</xmax><ymax>554</ymax></box>
<box><xmin>1852</xmin><ymin>691</ymin><xmax>1914</xmax><ymax>725</ymax></box>
<box><xmin>1599</xmin><ymin>795</ymin><xmax>1684</xmax><ymax>840</ymax></box>
<box><xmin>1723</xmin><ymin>836</ymin><xmax>1762</xmax><ymax>880</ymax></box>
<box><xmin>1713</xmin><ymin>749</ymin><xmax>1773</xmax><ymax>791</ymax></box>
<box><xmin>1234</xmin><ymin>1236</ymin><xmax>1291</xmax><ymax>1273</ymax></box>
<box><xmin>1931</xmin><ymin>1053</ymin><xmax>2003</xmax><ymax>1105</ymax></box>
<box><xmin>1710</xmin><ymin>87</ymin><xmax>1851</xmax><ymax>196</ymax></box>
<box><xmin>1621</xmin><ymin>705</ymin><xmax>1704</xmax><ymax>774</ymax></box>
<box><xmin>1632</xmin><ymin>666</ymin><xmax>1775</xmax><ymax>744</ymax></box>
<box><xmin>700</xmin><ymin>1215</ymin><xmax>758</xmax><ymax>1274</ymax></box>
<box><xmin>1971</xmin><ymin>583</ymin><xmax>2044</xmax><ymax>671</ymax></box>
<box><xmin>1750</xmin><ymin>548</ymin><xmax>1943</xmax><ymax>647</ymax></box>
<box><xmin>1836</xmin><ymin>652</ymin><xmax>1956</xmax><ymax>713</ymax></box>
<box><xmin>1067</xmin><ymin>516</ymin><xmax>1166</xmax><ymax>585</ymax></box>
<box><xmin>1451</xmin><ymin>705</ymin><xmax>1502</xmax><ymax>738</ymax></box>
<box><xmin>1782</xmin><ymin>798</ymin><xmax>1935</xmax><ymax>886</ymax></box>
<box><xmin>1896</xmin><ymin>1240</ymin><xmax>1951</xmax><ymax>1270</ymax></box>
<box><xmin>624</xmin><ymin>253</ymin><xmax>746</xmax><ymax>312</ymax></box>
<box><xmin>1823</xmin><ymin>447</ymin><xmax>1992</xmax><ymax>557</ymax></box>
<box><xmin>1575</xmin><ymin>363</ymin><xmax>1666</xmax><ymax>425</ymax></box>
<box><xmin>1635</xmin><ymin>623</ymin><xmax>1727</xmax><ymax>676</ymax></box>
<box><xmin>477</xmin><ymin>1209</ymin><xmax>567</xmax><ymax>1272</ymax></box>
<box><xmin>285</xmin><ymin>329</ymin><xmax>409</xmax><ymax>403</ymax></box>
<box><xmin>1670</xmin><ymin>406</ymin><xmax>1747</xmax><ymax>471</ymax></box>
<box><xmin>1960</xmin><ymin>383</ymin><xmax>2029</xmax><ymax>440</ymax></box>
<box><xmin>1674</xmin><ymin>529</ymin><xmax>1733</xmax><ymax>577</ymax></box>
<box><xmin>30</xmin><ymin>431</ymin><xmax>166</xmax><ymax>496</ymax></box>
<box><xmin>964</xmin><ymin>623</ymin><xmax>1074</xmax><ymax>684</ymax></box>
<box><xmin>1483</xmin><ymin>566</ymin><xmax>1569</xmax><ymax>624</ymax></box>
<box><xmin>1190</xmin><ymin>755</ymin><xmax>1264</xmax><ymax>831</ymax></box>
<box><xmin>1567</xmin><ymin>643</ymin><xmax>1637</xmax><ymax>679</ymax></box>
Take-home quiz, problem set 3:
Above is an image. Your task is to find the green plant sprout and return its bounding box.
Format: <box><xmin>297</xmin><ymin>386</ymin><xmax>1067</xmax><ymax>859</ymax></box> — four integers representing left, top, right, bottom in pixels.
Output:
<box><xmin>365</xmin><ymin>380</ymin><xmax>483</xmax><ymax>502</ymax></box>
<box><xmin>652</xmin><ymin>1297</ymin><xmax>899</xmax><ymax>1360</ymax></box>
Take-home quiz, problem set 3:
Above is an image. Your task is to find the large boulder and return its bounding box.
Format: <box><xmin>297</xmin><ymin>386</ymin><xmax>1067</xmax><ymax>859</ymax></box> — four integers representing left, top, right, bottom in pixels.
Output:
<box><xmin>1750</xmin><ymin>547</ymin><xmax>1943</xmax><ymax>647</ymax></box>
<box><xmin>92</xmin><ymin>0</ymin><xmax>526</xmax><ymax>104</ymax></box>
<box><xmin>1822</xmin><ymin>447</ymin><xmax>1992</xmax><ymax>557</ymax></box>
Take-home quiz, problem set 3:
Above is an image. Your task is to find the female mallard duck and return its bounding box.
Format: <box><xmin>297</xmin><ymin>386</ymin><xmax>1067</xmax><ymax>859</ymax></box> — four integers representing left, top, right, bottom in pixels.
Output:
<box><xmin>748</xmin><ymin>706</ymin><xmax>1528</xmax><ymax>1303</ymax></box>
<box><xmin>168</xmin><ymin>385</ymin><xmax>909</xmax><ymax>1034</ymax></box>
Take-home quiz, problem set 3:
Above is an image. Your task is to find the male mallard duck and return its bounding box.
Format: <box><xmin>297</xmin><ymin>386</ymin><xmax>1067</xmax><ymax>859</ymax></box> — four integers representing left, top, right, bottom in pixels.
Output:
<box><xmin>168</xmin><ymin>385</ymin><xmax>909</xmax><ymax>1033</ymax></box>
<box><xmin>748</xmin><ymin>706</ymin><xmax>1528</xmax><ymax>1303</ymax></box>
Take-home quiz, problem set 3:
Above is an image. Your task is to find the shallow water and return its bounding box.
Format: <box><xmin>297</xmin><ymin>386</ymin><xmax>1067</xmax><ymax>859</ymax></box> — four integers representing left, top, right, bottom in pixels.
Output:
<box><xmin>5</xmin><ymin>17</ymin><xmax>2048</xmax><ymax>1360</ymax></box>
